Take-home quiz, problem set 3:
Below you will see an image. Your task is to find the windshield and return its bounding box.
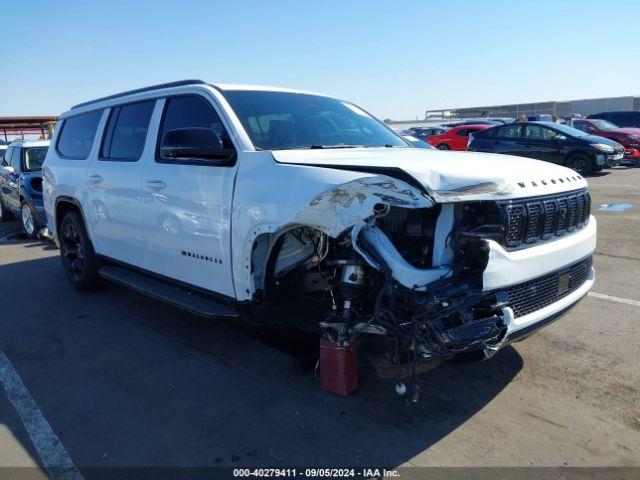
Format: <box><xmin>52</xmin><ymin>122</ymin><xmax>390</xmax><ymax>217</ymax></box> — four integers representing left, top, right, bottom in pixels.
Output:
<box><xmin>222</xmin><ymin>90</ymin><xmax>407</xmax><ymax>150</ymax></box>
<box><xmin>590</xmin><ymin>119</ymin><xmax>618</xmax><ymax>131</ymax></box>
<box><xmin>24</xmin><ymin>146</ymin><xmax>48</xmax><ymax>171</ymax></box>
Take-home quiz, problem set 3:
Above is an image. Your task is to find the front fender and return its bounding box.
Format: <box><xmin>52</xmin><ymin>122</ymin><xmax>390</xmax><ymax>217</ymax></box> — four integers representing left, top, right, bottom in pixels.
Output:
<box><xmin>231</xmin><ymin>153</ymin><xmax>432</xmax><ymax>301</ymax></box>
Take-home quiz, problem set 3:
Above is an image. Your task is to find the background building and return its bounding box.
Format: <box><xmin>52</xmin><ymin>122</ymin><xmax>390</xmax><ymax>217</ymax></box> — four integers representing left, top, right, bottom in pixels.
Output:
<box><xmin>389</xmin><ymin>95</ymin><xmax>640</xmax><ymax>128</ymax></box>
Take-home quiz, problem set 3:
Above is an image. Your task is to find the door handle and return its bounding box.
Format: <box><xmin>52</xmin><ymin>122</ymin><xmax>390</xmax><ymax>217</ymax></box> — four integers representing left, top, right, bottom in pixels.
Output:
<box><xmin>494</xmin><ymin>140</ymin><xmax>501</xmax><ymax>145</ymax></box>
<box><xmin>145</xmin><ymin>180</ymin><xmax>167</xmax><ymax>191</ymax></box>
<box><xmin>88</xmin><ymin>174</ymin><xmax>104</xmax><ymax>184</ymax></box>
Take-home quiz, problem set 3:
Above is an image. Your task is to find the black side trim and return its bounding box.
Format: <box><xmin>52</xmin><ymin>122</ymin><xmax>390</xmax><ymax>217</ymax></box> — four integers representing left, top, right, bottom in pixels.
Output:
<box><xmin>98</xmin><ymin>255</ymin><xmax>237</xmax><ymax>307</ymax></box>
<box><xmin>99</xmin><ymin>265</ymin><xmax>238</xmax><ymax>319</ymax></box>
<box><xmin>71</xmin><ymin>80</ymin><xmax>207</xmax><ymax>110</ymax></box>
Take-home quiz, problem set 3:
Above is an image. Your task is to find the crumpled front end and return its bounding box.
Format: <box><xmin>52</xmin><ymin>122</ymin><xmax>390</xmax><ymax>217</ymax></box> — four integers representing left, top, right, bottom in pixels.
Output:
<box><xmin>252</xmin><ymin>170</ymin><xmax>596</xmax><ymax>385</ymax></box>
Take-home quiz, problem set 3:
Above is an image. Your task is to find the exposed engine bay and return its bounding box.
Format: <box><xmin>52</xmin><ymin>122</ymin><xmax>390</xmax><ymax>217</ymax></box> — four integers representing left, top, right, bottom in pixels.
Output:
<box><xmin>257</xmin><ymin>201</ymin><xmax>514</xmax><ymax>393</ymax></box>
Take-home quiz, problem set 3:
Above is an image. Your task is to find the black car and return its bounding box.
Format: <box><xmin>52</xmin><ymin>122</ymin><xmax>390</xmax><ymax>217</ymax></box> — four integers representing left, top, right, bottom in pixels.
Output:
<box><xmin>0</xmin><ymin>140</ymin><xmax>49</xmax><ymax>238</ymax></box>
<box><xmin>467</xmin><ymin>122</ymin><xmax>624</xmax><ymax>175</ymax></box>
<box><xmin>587</xmin><ymin>111</ymin><xmax>640</xmax><ymax>129</ymax></box>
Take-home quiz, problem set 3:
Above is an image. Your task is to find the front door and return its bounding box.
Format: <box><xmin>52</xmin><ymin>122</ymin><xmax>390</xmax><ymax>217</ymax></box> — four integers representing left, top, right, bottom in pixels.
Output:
<box><xmin>86</xmin><ymin>101</ymin><xmax>156</xmax><ymax>268</ymax></box>
<box><xmin>142</xmin><ymin>94</ymin><xmax>237</xmax><ymax>298</ymax></box>
<box><xmin>522</xmin><ymin>124</ymin><xmax>566</xmax><ymax>164</ymax></box>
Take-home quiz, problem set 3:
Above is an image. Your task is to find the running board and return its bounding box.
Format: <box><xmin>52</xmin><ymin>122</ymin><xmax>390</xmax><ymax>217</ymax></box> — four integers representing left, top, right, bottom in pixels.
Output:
<box><xmin>98</xmin><ymin>265</ymin><xmax>239</xmax><ymax>319</ymax></box>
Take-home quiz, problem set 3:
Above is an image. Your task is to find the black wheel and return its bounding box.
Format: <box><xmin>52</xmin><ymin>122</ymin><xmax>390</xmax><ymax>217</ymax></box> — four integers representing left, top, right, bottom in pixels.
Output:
<box><xmin>436</xmin><ymin>144</ymin><xmax>451</xmax><ymax>150</ymax></box>
<box><xmin>0</xmin><ymin>194</ymin><xmax>12</xmax><ymax>221</ymax></box>
<box><xmin>59</xmin><ymin>211</ymin><xmax>100</xmax><ymax>290</ymax></box>
<box><xmin>567</xmin><ymin>153</ymin><xmax>593</xmax><ymax>175</ymax></box>
<box><xmin>20</xmin><ymin>202</ymin><xmax>38</xmax><ymax>239</ymax></box>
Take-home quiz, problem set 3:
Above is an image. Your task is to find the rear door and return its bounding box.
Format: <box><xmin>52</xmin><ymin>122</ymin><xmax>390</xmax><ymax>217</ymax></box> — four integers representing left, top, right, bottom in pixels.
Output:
<box><xmin>86</xmin><ymin>101</ymin><xmax>156</xmax><ymax>267</ymax></box>
<box><xmin>141</xmin><ymin>94</ymin><xmax>237</xmax><ymax>298</ymax></box>
<box><xmin>493</xmin><ymin>123</ymin><xmax>524</xmax><ymax>155</ymax></box>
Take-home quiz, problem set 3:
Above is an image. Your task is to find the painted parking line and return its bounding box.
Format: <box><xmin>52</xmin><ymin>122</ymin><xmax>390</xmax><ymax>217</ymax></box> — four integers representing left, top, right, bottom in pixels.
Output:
<box><xmin>588</xmin><ymin>291</ymin><xmax>640</xmax><ymax>307</ymax></box>
<box><xmin>0</xmin><ymin>350</ymin><xmax>84</xmax><ymax>480</ymax></box>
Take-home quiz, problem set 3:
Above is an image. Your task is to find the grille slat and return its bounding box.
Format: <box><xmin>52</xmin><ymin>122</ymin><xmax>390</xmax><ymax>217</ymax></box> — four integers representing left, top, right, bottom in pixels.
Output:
<box><xmin>504</xmin><ymin>257</ymin><xmax>592</xmax><ymax>318</ymax></box>
<box><xmin>500</xmin><ymin>189</ymin><xmax>590</xmax><ymax>249</ymax></box>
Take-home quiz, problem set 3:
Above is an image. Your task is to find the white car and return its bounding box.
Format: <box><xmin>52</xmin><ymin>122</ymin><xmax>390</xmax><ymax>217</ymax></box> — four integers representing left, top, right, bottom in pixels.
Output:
<box><xmin>43</xmin><ymin>80</ymin><xmax>596</xmax><ymax>387</ymax></box>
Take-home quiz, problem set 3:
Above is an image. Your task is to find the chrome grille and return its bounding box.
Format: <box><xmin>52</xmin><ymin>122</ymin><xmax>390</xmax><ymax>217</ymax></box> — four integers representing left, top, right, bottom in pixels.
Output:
<box><xmin>504</xmin><ymin>256</ymin><xmax>592</xmax><ymax>318</ymax></box>
<box><xmin>500</xmin><ymin>189</ymin><xmax>590</xmax><ymax>249</ymax></box>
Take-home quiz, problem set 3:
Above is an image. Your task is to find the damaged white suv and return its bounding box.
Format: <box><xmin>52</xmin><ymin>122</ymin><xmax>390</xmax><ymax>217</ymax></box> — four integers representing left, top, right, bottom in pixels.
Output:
<box><xmin>43</xmin><ymin>80</ymin><xmax>596</xmax><ymax>387</ymax></box>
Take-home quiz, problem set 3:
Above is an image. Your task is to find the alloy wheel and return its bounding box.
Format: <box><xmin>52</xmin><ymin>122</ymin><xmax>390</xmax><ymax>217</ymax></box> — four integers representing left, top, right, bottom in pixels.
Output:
<box><xmin>572</xmin><ymin>157</ymin><xmax>587</xmax><ymax>175</ymax></box>
<box><xmin>21</xmin><ymin>204</ymin><xmax>35</xmax><ymax>235</ymax></box>
<box><xmin>62</xmin><ymin>222</ymin><xmax>85</xmax><ymax>280</ymax></box>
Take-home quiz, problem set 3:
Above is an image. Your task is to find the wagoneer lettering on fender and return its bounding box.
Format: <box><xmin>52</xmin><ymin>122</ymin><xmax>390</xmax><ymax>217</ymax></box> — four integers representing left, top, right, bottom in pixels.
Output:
<box><xmin>43</xmin><ymin>80</ymin><xmax>596</xmax><ymax>395</ymax></box>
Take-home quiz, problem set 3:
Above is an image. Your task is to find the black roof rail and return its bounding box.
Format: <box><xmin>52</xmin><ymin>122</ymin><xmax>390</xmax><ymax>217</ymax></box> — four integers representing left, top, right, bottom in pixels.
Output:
<box><xmin>71</xmin><ymin>79</ymin><xmax>207</xmax><ymax>110</ymax></box>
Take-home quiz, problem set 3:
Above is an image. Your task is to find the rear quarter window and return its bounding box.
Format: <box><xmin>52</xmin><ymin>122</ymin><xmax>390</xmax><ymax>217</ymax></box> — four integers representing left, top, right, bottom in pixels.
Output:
<box><xmin>57</xmin><ymin>110</ymin><xmax>103</xmax><ymax>159</ymax></box>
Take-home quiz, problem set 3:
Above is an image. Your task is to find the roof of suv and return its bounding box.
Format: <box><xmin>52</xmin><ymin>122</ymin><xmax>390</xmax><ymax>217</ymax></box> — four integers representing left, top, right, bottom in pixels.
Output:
<box><xmin>70</xmin><ymin>79</ymin><xmax>326</xmax><ymax>111</ymax></box>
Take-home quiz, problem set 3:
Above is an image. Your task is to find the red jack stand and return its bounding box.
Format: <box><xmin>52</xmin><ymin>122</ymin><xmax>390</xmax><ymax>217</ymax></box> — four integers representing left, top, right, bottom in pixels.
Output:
<box><xmin>319</xmin><ymin>337</ymin><xmax>358</xmax><ymax>396</ymax></box>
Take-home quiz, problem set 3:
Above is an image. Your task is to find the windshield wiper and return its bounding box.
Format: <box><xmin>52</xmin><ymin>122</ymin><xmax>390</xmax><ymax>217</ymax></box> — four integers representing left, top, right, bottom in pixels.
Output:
<box><xmin>308</xmin><ymin>144</ymin><xmax>364</xmax><ymax>149</ymax></box>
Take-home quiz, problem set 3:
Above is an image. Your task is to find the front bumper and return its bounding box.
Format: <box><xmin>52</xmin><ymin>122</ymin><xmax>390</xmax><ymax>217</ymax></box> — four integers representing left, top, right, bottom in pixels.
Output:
<box><xmin>503</xmin><ymin>264</ymin><xmax>594</xmax><ymax>341</ymax></box>
<box><xmin>483</xmin><ymin>215</ymin><xmax>597</xmax><ymax>291</ymax></box>
<box><xmin>596</xmin><ymin>153</ymin><xmax>622</xmax><ymax>167</ymax></box>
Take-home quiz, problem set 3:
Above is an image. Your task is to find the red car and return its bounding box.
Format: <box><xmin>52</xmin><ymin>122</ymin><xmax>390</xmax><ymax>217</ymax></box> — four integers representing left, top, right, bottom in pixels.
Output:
<box><xmin>427</xmin><ymin>124</ymin><xmax>492</xmax><ymax>151</ymax></box>
<box><xmin>572</xmin><ymin>118</ymin><xmax>640</xmax><ymax>161</ymax></box>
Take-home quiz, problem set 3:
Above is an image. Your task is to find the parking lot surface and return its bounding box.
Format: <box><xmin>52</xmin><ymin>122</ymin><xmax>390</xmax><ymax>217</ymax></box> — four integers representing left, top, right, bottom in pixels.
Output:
<box><xmin>0</xmin><ymin>167</ymin><xmax>638</xmax><ymax>476</ymax></box>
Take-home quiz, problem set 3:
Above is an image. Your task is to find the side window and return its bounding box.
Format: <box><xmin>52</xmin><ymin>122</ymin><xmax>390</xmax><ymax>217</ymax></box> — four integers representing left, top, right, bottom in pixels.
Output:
<box><xmin>101</xmin><ymin>100</ymin><xmax>155</xmax><ymax>161</ymax></box>
<box><xmin>573</xmin><ymin>121</ymin><xmax>588</xmax><ymax>132</ymax></box>
<box><xmin>456</xmin><ymin>128</ymin><xmax>468</xmax><ymax>136</ymax></box>
<box><xmin>158</xmin><ymin>95</ymin><xmax>232</xmax><ymax>163</ymax></box>
<box><xmin>10</xmin><ymin>148</ymin><xmax>21</xmax><ymax>171</ymax></box>
<box><xmin>525</xmin><ymin>125</ymin><xmax>562</xmax><ymax>141</ymax></box>
<box><xmin>57</xmin><ymin>110</ymin><xmax>103</xmax><ymax>159</ymax></box>
<box><xmin>497</xmin><ymin>124</ymin><xmax>523</xmax><ymax>139</ymax></box>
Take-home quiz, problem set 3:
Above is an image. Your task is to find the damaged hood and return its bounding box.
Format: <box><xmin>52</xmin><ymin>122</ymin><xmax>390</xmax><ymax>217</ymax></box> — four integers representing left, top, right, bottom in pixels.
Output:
<box><xmin>272</xmin><ymin>148</ymin><xmax>589</xmax><ymax>202</ymax></box>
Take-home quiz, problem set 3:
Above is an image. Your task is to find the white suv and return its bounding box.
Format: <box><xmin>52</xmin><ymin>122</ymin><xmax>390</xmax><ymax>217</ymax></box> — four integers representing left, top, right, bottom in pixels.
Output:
<box><xmin>43</xmin><ymin>80</ymin><xmax>596</xmax><ymax>383</ymax></box>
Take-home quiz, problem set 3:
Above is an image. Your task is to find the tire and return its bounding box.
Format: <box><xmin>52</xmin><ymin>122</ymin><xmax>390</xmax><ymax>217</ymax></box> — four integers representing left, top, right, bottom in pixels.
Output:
<box><xmin>566</xmin><ymin>153</ymin><xmax>593</xmax><ymax>175</ymax></box>
<box><xmin>0</xmin><ymin>194</ymin><xmax>12</xmax><ymax>221</ymax></box>
<box><xmin>59</xmin><ymin>211</ymin><xmax>100</xmax><ymax>291</ymax></box>
<box><xmin>20</xmin><ymin>202</ymin><xmax>38</xmax><ymax>239</ymax></box>
<box><xmin>436</xmin><ymin>144</ymin><xmax>451</xmax><ymax>150</ymax></box>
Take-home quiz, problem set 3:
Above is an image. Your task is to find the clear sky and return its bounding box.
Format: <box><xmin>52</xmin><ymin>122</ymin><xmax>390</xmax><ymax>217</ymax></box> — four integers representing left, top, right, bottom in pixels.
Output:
<box><xmin>1</xmin><ymin>0</ymin><xmax>639</xmax><ymax>120</ymax></box>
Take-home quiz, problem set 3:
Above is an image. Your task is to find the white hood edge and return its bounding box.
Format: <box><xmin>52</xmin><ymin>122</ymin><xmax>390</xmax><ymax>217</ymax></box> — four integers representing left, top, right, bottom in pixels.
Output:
<box><xmin>271</xmin><ymin>148</ymin><xmax>589</xmax><ymax>202</ymax></box>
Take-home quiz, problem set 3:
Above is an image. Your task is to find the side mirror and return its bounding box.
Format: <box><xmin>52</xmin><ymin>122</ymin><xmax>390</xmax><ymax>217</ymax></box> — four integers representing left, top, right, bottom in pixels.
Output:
<box><xmin>160</xmin><ymin>128</ymin><xmax>235</xmax><ymax>164</ymax></box>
